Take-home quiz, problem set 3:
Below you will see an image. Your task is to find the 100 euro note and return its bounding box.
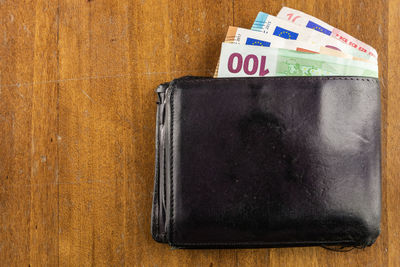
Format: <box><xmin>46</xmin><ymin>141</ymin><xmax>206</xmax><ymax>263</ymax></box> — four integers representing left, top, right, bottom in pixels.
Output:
<box><xmin>216</xmin><ymin>42</ymin><xmax>378</xmax><ymax>78</ymax></box>
<box><xmin>251</xmin><ymin>12</ymin><xmax>377</xmax><ymax>64</ymax></box>
<box><xmin>214</xmin><ymin>26</ymin><xmax>318</xmax><ymax>77</ymax></box>
<box><xmin>277</xmin><ymin>7</ymin><xmax>378</xmax><ymax>58</ymax></box>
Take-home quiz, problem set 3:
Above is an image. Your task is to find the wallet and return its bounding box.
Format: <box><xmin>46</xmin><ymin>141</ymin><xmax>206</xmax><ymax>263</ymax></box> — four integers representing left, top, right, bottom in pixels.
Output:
<box><xmin>151</xmin><ymin>76</ymin><xmax>381</xmax><ymax>249</ymax></box>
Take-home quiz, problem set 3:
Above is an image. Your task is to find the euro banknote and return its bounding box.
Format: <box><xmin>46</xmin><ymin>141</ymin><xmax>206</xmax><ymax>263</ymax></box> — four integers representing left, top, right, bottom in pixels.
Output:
<box><xmin>216</xmin><ymin>42</ymin><xmax>378</xmax><ymax>78</ymax></box>
<box><xmin>251</xmin><ymin>12</ymin><xmax>377</xmax><ymax>64</ymax></box>
<box><xmin>224</xmin><ymin>26</ymin><xmax>374</xmax><ymax>62</ymax></box>
<box><xmin>277</xmin><ymin>7</ymin><xmax>378</xmax><ymax>59</ymax></box>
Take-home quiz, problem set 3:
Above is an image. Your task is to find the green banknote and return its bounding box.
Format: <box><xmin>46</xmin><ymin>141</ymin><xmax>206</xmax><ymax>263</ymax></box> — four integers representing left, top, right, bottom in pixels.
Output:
<box><xmin>216</xmin><ymin>43</ymin><xmax>378</xmax><ymax>78</ymax></box>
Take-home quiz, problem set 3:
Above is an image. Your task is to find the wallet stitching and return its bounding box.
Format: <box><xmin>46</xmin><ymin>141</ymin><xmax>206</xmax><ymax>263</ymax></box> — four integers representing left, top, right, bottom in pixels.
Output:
<box><xmin>172</xmin><ymin>240</ymin><xmax>356</xmax><ymax>246</ymax></box>
<box><xmin>151</xmin><ymin>103</ymin><xmax>160</xmax><ymax>240</ymax></box>
<box><xmin>170</xmin><ymin>82</ymin><xmax>176</xmax><ymax>244</ymax></box>
<box><xmin>178</xmin><ymin>77</ymin><xmax>378</xmax><ymax>83</ymax></box>
<box><xmin>156</xmin><ymin>105</ymin><xmax>161</xmax><ymax>238</ymax></box>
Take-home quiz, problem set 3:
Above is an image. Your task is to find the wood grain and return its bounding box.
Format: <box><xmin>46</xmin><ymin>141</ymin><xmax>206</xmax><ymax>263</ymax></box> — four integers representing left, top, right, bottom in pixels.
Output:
<box><xmin>0</xmin><ymin>0</ymin><xmax>398</xmax><ymax>266</ymax></box>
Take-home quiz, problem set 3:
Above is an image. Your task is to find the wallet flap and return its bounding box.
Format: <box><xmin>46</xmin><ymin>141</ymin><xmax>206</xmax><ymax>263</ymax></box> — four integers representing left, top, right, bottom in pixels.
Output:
<box><xmin>154</xmin><ymin>76</ymin><xmax>381</xmax><ymax>248</ymax></box>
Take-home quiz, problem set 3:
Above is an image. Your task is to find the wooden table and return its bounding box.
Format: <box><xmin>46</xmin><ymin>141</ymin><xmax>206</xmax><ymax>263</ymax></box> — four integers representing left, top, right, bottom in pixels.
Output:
<box><xmin>1</xmin><ymin>0</ymin><xmax>399</xmax><ymax>266</ymax></box>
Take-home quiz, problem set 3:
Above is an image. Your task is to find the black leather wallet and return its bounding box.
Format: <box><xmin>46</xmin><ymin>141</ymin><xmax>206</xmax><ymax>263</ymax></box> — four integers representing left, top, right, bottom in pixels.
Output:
<box><xmin>151</xmin><ymin>76</ymin><xmax>381</xmax><ymax>249</ymax></box>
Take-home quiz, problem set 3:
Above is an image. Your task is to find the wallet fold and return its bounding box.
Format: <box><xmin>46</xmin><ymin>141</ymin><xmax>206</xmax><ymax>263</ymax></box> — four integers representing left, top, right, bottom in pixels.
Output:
<box><xmin>151</xmin><ymin>76</ymin><xmax>381</xmax><ymax>249</ymax></box>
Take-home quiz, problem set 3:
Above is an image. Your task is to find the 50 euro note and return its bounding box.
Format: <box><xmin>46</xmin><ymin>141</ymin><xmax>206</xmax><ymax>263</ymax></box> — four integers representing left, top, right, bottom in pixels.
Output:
<box><xmin>216</xmin><ymin>42</ymin><xmax>378</xmax><ymax>78</ymax></box>
<box><xmin>251</xmin><ymin>12</ymin><xmax>377</xmax><ymax>64</ymax></box>
<box><xmin>277</xmin><ymin>7</ymin><xmax>378</xmax><ymax>59</ymax></box>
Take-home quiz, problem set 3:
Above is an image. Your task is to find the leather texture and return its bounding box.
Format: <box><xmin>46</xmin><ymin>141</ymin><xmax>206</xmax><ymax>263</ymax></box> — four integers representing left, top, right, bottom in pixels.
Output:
<box><xmin>151</xmin><ymin>76</ymin><xmax>381</xmax><ymax>249</ymax></box>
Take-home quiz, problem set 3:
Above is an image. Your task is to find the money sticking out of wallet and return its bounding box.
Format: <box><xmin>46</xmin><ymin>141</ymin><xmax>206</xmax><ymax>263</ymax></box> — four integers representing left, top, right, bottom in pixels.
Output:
<box><xmin>214</xmin><ymin>7</ymin><xmax>378</xmax><ymax>78</ymax></box>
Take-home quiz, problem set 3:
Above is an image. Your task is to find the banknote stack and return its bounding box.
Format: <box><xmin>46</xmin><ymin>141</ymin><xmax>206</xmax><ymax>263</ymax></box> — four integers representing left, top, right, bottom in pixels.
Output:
<box><xmin>215</xmin><ymin>7</ymin><xmax>378</xmax><ymax>78</ymax></box>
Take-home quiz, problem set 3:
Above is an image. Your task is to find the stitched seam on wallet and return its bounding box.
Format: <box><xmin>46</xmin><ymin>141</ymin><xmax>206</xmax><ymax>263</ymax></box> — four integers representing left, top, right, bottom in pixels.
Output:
<box><xmin>156</xmin><ymin>105</ymin><xmax>161</xmax><ymax>238</ymax></box>
<box><xmin>178</xmin><ymin>76</ymin><xmax>379</xmax><ymax>83</ymax></box>
<box><xmin>170</xmin><ymin>82</ymin><xmax>176</xmax><ymax>244</ymax></box>
<box><xmin>151</xmin><ymin>102</ymin><xmax>160</xmax><ymax>240</ymax></box>
<box><xmin>172</xmin><ymin>240</ymin><xmax>356</xmax><ymax>246</ymax></box>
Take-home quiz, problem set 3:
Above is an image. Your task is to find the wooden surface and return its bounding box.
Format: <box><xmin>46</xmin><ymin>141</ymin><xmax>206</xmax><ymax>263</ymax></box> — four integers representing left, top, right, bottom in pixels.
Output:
<box><xmin>0</xmin><ymin>0</ymin><xmax>399</xmax><ymax>266</ymax></box>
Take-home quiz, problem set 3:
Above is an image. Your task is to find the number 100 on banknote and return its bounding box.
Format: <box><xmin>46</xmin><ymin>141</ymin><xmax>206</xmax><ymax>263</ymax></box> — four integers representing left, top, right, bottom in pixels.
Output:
<box><xmin>227</xmin><ymin>53</ymin><xmax>270</xmax><ymax>76</ymax></box>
